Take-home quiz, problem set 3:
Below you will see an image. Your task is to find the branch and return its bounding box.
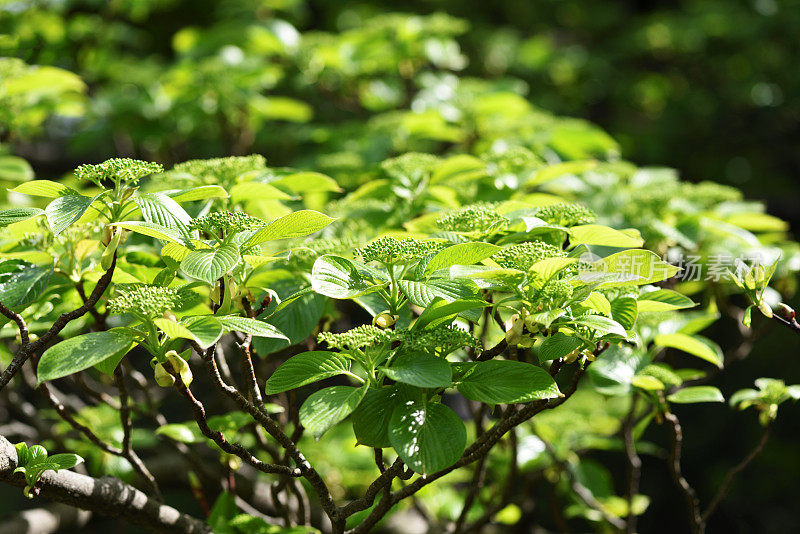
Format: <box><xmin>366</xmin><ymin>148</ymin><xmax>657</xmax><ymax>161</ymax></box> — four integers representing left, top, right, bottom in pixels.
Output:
<box><xmin>0</xmin><ymin>301</ymin><xmax>29</xmax><ymax>346</ymax></box>
<box><xmin>622</xmin><ymin>395</ymin><xmax>642</xmax><ymax>534</ymax></box>
<box><xmin>701</xmin><ymin>422</ymin><xmax>772</xmax><ymax>522</ymax></box>
<box><xmin>0</xmin><ymin>254</ymin><xmax>117</xmax><ymax>391</ymax></box>
<box><xmin>0</xmin><ymin>435</ymin><xmax>210</xmax><ymax>534</ymax></box>
<box><xmin>663</xmin><ymin>411</ymin><xmax>703</xmax><ymax>534</ymax></box>
<box><xmin>190</xmin><ymin>341</ymin><xmax>340</xmax><ymax>526</ymax></box>
<box><xmin>172</xmin><ymin>377</ymin><xmax>300</xmax><ymax>478</ymax></box>
<box><xmin>114</xmin><ymin>365</ymin><xmax>162</xmax><ymax>500</ymax></box>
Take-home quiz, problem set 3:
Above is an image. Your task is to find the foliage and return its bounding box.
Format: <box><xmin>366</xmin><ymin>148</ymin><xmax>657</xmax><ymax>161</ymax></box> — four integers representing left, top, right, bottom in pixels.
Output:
<box><xmin>0</xmin><ymin>2</ymin><xmax>799</xmax><ymax>534</ymax></box>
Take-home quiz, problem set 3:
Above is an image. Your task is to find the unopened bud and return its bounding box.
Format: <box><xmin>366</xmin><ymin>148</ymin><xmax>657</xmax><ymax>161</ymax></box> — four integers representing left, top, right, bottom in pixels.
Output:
<box><xmin>777</xmin><ymin>303</ymin><xmax>795</xmax><ymax>322</ymax></box>
<box><xmin>373</xmin><ymin>312</ymin><xmax>398</xmax><ymax>329</ymax></box>
<box><xmin>758</xmin><ymin>301</ymin><xmax>773</xmax><ymax>318</ymax></box>
<box><xmin>165</xmin><ymin>350</ymin><xmax>193</xmax><ymax>386</ymax></box>
<box><xmin>153</xmin><ymin>362</ymin><xmax>176</xmax><ymax>387</ymax></box>
<box><xmin>564</xmin><ymin>348</ymin><xmax>581</xmax><ymax>364</ymax></box>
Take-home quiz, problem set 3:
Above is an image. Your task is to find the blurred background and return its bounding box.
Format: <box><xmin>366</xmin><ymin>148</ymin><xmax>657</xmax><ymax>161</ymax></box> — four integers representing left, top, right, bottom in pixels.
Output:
<box><xmin>2</xmin><ymin>0</ymin><xmax>799</xmax><ymax>532</ymax></box>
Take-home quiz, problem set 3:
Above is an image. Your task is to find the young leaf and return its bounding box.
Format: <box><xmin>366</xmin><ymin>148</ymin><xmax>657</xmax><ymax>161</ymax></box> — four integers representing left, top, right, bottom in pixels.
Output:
<box><xmin>388</xmin><ymin>400</ymin><xmax>466</xmax><ymax>474</ymax></box>
<box><xmin>244</xmin><ymin>210</ymin><xmax>335</xmax><ymax>247</ymax></box>
<box><xmin>311</xmin><ymin>255</ymin><xmax>384</xmax><ymax>299</ymax></box>
<box><xmin>570</xmin><ymin>315</ymin><xmax>629</xmax><ymax>338</ymax></box>
<box><xmin>611</xmin><ymin>297</ymin><xmax>638</xmax><ymax>330</ymax></box>
<box><xmin>37</xmin><ymin>330</ymin><xmax>135</xmax><ymax>384</ymax></box>
<box><xmin>382</xmin><ymin>352</ymin><xmax>452</xmax><ymax>388</ymax></box>
<box><xmin>264</xmin><ymin>351</ymin><xmax>352</xmax><ymax>394</ymax></box>
<box><xmin>413</xmin><ymin>298</ymin><xmax>489</xmax><ymax>330</ymax></box>
<box><xmin>180</xmin><ymin>244</ymin><xmax>240</xmax><ymax>284</ymax></box>
<box><xmin>654</xmin><ymin>333</ymin><xmax>724</xmax><ymax>368</ymax></box>
<box><xmin>539</xmin><ymin>332</ymin><xmax>583</xmax><ymax>362</ymax></box>
<box><xmin>423</xmin><ymin>242</ymin><xmax>500</xmax><ymax>276</ymax></box>
<box><xmin>10</xmin><ymin>180</ymin><xmax>76</xmax><ymax>198</ymax></box>
<box><xmin>398</xmin><ymin>278</ymin><xmax>480</xmax><ymax>308</ymax></box>
<box><xmin>456</xmin><ymin>360</ymin><xmax>561</xmax><ymax>403</ymax></box>
<box><xmin>636</xmin><ymin>289</ymin><xmax>696</xmax><ymax>312</ymax></box>
<box><xmin>180</xmin><ymin>316</ymin><xmax>224</xmax><ymax>349</ymax></box>
<box><xmin>567</xmin><ymin>224</ymin><xmax>644</xmax><ymax>248</ymax></box>
<box><xmin>299</xmin><ymin>385</ymin><xmax>368</xmax><ymax>438</ymax></box>
<box><xmin>0</xmin><ymin>207</ymin><xmax>44</xmax><ymax>227</ymax></box>
<box><xmin>352</xmin><ymin>387</ymin><xmax>399</xmax><ymax>448</ymax></box>
<box><xmin>216</xmin><ymin>316</ymin><xmax>289</xmax><ymax>340</ymax></box>
<box><xmin>45</xmin><ymin>193</ymin><xmax>101</xmax><ymax>235</ymax></box>
<box><xmin>667</xmin><ymin>386</ymin><xmax>725</xmax><ymax>404</ymax></box>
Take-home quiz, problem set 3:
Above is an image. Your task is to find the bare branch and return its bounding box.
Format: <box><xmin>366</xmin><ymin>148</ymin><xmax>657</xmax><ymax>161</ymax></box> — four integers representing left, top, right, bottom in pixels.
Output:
<box><xmin>0</xmin><ymin>435</ymin><xmax>210</xmax><ymax>534</ymax></box>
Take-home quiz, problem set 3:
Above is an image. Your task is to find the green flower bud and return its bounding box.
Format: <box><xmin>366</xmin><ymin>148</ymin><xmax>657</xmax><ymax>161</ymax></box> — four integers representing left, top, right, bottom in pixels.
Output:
<box><xmin>373</xmin><ymin>312</ymin><xmax>398</xmax><ymax>329</ymax></box>
<box><xmin>165</xmin><ymin>350</ymin><xmax>192</xmax><ymax>386</ymax></box>
<box><xmin>153</xmin><ymin>362</ymin><xmax>176</xmax><ymax>387</ymax></box>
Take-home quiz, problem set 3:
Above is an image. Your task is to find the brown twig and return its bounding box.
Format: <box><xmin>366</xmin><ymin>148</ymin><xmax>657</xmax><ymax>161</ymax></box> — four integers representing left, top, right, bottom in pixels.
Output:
<box><xmin>113</xmin><ymin>365</ymin><xmax>162</xmax><ymax>500</ymax></box>
<box><xmin>0</xmin><ymin>254</ymin><xmax>117</xmax><ymax>391</ymax></box>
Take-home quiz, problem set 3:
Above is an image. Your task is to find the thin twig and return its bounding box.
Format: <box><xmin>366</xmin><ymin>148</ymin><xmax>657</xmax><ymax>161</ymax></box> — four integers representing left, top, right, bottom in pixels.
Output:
<box><xmin>114</xmin><ymin>365</ymin><xmax>162</xmax><ymax>500</ymax></box>
<box><xmin>663</xmin><ymin>411</ymin><xmax>703</xmax><ymax>534</ymax></box>
<box><xmin>701</xmin><ymin>422</ymin><xmax>772</xmax><ymax>522</ymax></box>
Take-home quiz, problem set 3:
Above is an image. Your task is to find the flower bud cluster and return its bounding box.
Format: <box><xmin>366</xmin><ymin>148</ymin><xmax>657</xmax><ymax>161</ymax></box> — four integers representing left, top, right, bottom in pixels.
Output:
<box><xmin>395</xmin><ymin>325</ymin><xmax>478</xmax><ymax>354</ymax></box>
<box><xmin>355</xmin><ymin>236</ymin><xmax>445</xmax><ymax>264</ymax></box>
<box><xmin>535</xmin><ymin>203</ymin><xmax>596</xmax><ymax>227</ymax></box>
<box><xmin>173</xmin><ymin>154</ymin><xmax>266</xmax><ymax>183</ymax></box>
<box><xmin>318</xmin><ymin>325</ymin><xmax>393</xmax><ymax>350</ymax></box>
<box><xmin>436</xmin><ymin>204</ymin><xmax>509</xmax><ymax>233</ymax></box>
<box><xmin>381</xmin><ymin>152</ymin><xmax>440</xmax><ymax>181</ymax></box>
<box><xmin>189</xmin><ymin>211</ymin><xmax>265</xmax><ymax>235</ymax></box>
<box><xmin>107</xmin><ymin>284</ymin><xmax>198</xmax><ymax>318</ymax></box>
<box><xmin>75</xmin><ymin>158</ymin><xmax>163</xmax><ymax>186</ymax></box>
<box><xmin>493</xmin><ymin>241</ymin><xmax>565</xmax><ymax>271</ymax></box>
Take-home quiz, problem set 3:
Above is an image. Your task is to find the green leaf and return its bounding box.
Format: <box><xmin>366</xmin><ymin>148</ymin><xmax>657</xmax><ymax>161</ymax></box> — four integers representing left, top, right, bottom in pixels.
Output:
<box><xmin>299</xmin><ymin>385</ymin><xmax>368</xmax><ymax>438</ymax></box>
<box><xmin>654</xmin><ymin>333</ymin><xmax>723</xmax><ymax>368</ymax></box>
<box><xmin>0</xmin><ymin>207</ymin><xmax>44</xmax><ymax>227</ymax></box>
<box><xmin>591</xmin><ymin>250</ymin><xmax>680</xmax><ymax>287</ymax></box>
<box><xmin>352</xmin><ymin>387</ymin><xmax>399</xmax><ymax>448</ymax></box>
<box><xmin>413</xmin><ymin>298</ymin><xmax>489</xmax><ymax>330</ymax></box>
<box><xmin>631</xmin><ymin>375</ymin><xmax>666</xmax><ymax>390</ymax></box>
<box><xmin>538</xmin><ymin>332</ymin><xmax>582</xmax><ymax>362</ymax></box>
<box><xmin>244</xmin><ymin>210</ymin><xmax>335</xmax><ymax>247</ymax></box>
<box><xmin>93</xmin><ymin>337</ymin><xmax>138</xmax><ymax>376</ymax></box>
<box><xmin>637</xmin><ymin>289</ymin><xmax>696</xmax><ymax>312</ymax></box>
<box><xmin>611</xmin><ymin>297</ymin><xmax>638</xmax><ymax>330</ymax></box>
<box><xmin>180</xmin><ymin>316</ymin><xmax>224</xmax><ymax>349</ymax></box>
<box><xmin>0</xmin><ymin>260</ymin><xmax>51</xmax><ymax>308</ymax></box>
<box><xmin>383</xmin><ymin>352</ymin><xmax>452</xmax><ymax>388</ymax></box>
<box><xmin>112</xmin><ymin>221</ymin><xmax>189</xmax><ymax>246</ymax></box>
<box><xmin>133</xmin><ymin>192</ymin><xmax>192</xmax><ymax>231</ymax></box>
<box><xmin>430</xmin><ymin>155</ymin><xmax>487</xmax><ymax>184</ymax></box>
<box><xmin>579</xmin><ymin>292</ymin><xmax>611</xmax><ymax>316</ymax></box>
<box><xmin>268</xmin><ymin>171</ymin><xmax>341</xmax><ymax>193</ymax></box>
<box><xmin>230</xmin><ymin>182</ymin><xmax>293</xmax><ymax>204</ymax></box>
<box><xmin>155</xmin><ymin>423</ymin><xmax>203</xmax><ymax>444</ymax></box>
<box><xmin>398</xmin><ymin>278</ymin><xmax>479</xmax><ymax>308</ymax></box>
<box><xmin>568</xmin><ymin>225</ymin><xmax>644</xmax><ymax>248</ymax></box>
<box><xmin>37</xmin><ymin>330</ymin><xmax>134</xmax><ymax>384</ymax></box>
<box><xmin>423</xmin><ymin>242</ymin><xmax>500</xmax><ymax>276</ymax></box>
<box><xmin>46</xmin><ymin>453</ymin><xmax>83</xmax><ymax>470</ymax></box>
<box><xmin>253</xmin><ymin>278</ymin><xmax>326</xmax><ymax>356</ymax></box>
<box><xmin>264</xmin><ymin>351</ymin><xmax>351</xmax><ymax>394</ymax></box>
<box><xmin>180</xmin><ymin>244</ymin><xmax>240</xmax><ymax>284</ymax></box>
<box><xmin>216</xmin><ymin>316</ymin><xmax>288</xmax><ymax>340</ymax></box>
<box><xmin>388</xmin><ymin>400</ymin><xmax>466</xmax><ymax>474</ymax></box>
<box><xmin>0</xmin><ymin>156</ymin><xmax>34</xmax><ymax>182</ymax></box>
<box><xmin>45</xmin><ymin>194</ymin><xmax>96</xmax><ymax>235</ymax></box>
<box><xmin>667</xmin><ymin>386</ymin><xmax>725</xmax><ymax>404</ymax></box>
<box><xmin>311</xmin><ymin>255</ymin><xmax>384</xmax><ymax>299</ymax></box>
<box><xmin>166</xmin><ymin>185</ymin><xmax>229</xmax><ymax>202</ymax></box>
<box><xmin>456</xmin><ymin>360</ymin><xmax>561</xmax><ymax>403</ymax></box>
<box><xmin>9</xmin><ymin>180</ymin><xmax>76</xmax><ymax>198</ymax></box>
<box><xmin>570</xmin><ymin>315</ymin><xmax>628</xmax><ymax>338</ymax></box>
